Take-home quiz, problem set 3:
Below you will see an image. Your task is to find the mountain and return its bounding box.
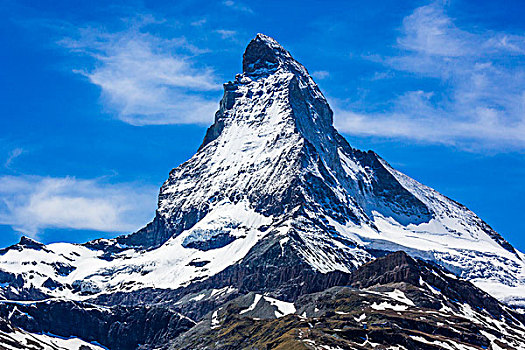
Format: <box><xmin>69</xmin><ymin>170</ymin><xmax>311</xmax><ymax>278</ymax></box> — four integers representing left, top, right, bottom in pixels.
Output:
<box><xmin>0</xmin><ymin>34</ymin><xmax>524</xmax><ymax>349</ymax></box>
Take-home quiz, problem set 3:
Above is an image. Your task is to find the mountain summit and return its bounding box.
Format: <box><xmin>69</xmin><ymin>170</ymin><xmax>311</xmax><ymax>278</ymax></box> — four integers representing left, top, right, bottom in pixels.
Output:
<box><xmin>242</xmin><ymin>33</ymin><xmax>298</xmax><ymax>74</ymax></box>
<box><xmin>0</xmin><ymin>34</ymin><xmax>524</xmax><ymax>349</ymax></box>
<box><xmin>111</xmin><ymin>34</ymin><xmax>524</xmax><ymax>307</ymax></box>
<box><xmin>121</xmin><ymin>32</ymin><xmax>435</xmax><ymax>252</ymax></box>
<box><xmin>2</xmin><ymin>33</ymin><xmax>523</xmax><ymax>304</ymax></box>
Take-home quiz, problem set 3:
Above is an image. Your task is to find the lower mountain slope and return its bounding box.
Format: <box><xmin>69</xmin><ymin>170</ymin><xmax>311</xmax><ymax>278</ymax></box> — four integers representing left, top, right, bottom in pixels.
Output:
<box><xmin>172</xmin><ymin>252</ymin><xmax>525</xmax><ymax>350</ymax></box>
<box><xmin>1</xmin><ymin>252</ymin><xmax>524</xmax><ymax>350</ymax></box>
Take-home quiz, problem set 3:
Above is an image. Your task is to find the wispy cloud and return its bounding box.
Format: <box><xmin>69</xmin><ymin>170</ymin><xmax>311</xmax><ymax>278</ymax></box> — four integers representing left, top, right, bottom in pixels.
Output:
<box><xmin>335</xmin><ymin>2</ymin><xmax>525</xmax><ymax>150</ymax></box>
<box><xmin>61</xmin><ymin>17</ymin><xmax>221</xmax><ymax>126</ymax></box>
<box><xmin>215</xmin><ymin>29</ymin><xmax>237</xmax><ymax>39</ymax></box>
<box><xmin>0</xmin><ymin>175</ymin><xmax>156</xmax><ymax>237</ymax></box>
<box><xmin>191</xmin><ymin>18</ymin><xmax>207</xmax><ymax>27</ymax></box>
<box><xmin>4</xmin><ymin>148</ymin><xmax>24</xmax><ymax>168</ymax></box>
<box><xmin>312</xmin><ymin>70</ymin><xmax>330</xmax><ymax>80</ymax></box>
<box><xmin>222</xmin><ymin>0</ymin><xmax>253</xmax><ymax>14</ymax></box>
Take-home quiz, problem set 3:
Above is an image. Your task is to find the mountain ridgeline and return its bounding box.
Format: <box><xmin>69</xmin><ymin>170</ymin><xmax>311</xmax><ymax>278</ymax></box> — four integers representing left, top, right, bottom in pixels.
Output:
<box><xmin>0</xmin><ymin>34</ymin><xmax>524</xmax><ymax>349</ymax></box>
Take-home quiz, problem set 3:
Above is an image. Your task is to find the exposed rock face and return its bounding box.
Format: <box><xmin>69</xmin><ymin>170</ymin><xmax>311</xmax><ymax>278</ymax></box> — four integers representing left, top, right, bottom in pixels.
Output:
<box><xmin>0</xmin><ymin>236</ymin><xmax>50</xmax><ymax>255</ymax></box>
<box><xmin>0</xmin><ymin>300</ymin><xmax>195</xmax><ymax>350</ymax></box>
<box><xmin>348</xmin><ymin>251</ymin><xmax>509</xmax><ymax>319</ymax></box>
<box><xmin>0</xmin><ymin>316</ymin><xmax>104</xmax><ymax>350</ymax></box>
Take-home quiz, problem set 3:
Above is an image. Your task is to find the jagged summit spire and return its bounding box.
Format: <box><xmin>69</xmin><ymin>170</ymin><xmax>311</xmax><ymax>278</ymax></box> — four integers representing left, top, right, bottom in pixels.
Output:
<box><xmin>197</xmin><ymin>33</ymin><xmax>331</xmax><ymax>151</ymax></box>
<box><xmin>242</xmin><ymin>33</ymin><xmax>298</xmax><ymax>75</ymax></box>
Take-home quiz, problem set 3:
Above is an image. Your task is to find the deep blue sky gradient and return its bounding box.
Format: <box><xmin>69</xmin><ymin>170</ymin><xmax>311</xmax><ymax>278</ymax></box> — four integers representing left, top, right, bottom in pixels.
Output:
<box><xmin>0</xmin><ymin>0</ymin><xmax>524</xmax><ymax>251</ymax></box>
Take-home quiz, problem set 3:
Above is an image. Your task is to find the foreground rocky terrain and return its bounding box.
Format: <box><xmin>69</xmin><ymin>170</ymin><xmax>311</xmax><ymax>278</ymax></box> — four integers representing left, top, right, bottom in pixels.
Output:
<box><xmin>0</xmin><ymin>34</ymin><xmax>523</xmax><ymax>349</ymax></box>
<box><xmin>172</xmin><ymin>252</ymin><xmax>525</xmax><ymax>349</ymax></box>
<box><xmin>1</xmin><ymin>251</ymin><xmax>523</xmax><ymax>349</ymax></box>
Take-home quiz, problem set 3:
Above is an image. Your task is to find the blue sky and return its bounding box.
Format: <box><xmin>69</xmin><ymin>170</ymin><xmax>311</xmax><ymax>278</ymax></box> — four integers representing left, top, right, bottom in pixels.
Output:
<box><xmin>1</xmin><ymin>0</ymin><xmax>524</xmax><ymax>251</ymax></box>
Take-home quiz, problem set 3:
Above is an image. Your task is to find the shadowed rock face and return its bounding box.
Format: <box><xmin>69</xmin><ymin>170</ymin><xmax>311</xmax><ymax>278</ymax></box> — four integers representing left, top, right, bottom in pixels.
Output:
<box><xmin>242</xmin><ymin>34</ymin><xmax>290</xmax><ymax>74</ymax></box>
<box><xmin>0</xmin><ymin>316</ymin><xmax>104</xmax><ymax>350</ymax></box>
<box><xmin>0</xmin><ymin>236</ymin><xmax>50</xmax><ymax>255</ymax></box>
<box><xmin>350</xmin><ymin>251</ymin><xmax>426</xmax><ymax>288</ymax></box>
<box><xmin>0</xmin><ymin>301</ymin><xmax>196</xmax><ymax>350</ymax></box>
<box><xmin>348</xmin><ymin>251</ymin><xmax>510</xmax><ymax>319</ymax></box>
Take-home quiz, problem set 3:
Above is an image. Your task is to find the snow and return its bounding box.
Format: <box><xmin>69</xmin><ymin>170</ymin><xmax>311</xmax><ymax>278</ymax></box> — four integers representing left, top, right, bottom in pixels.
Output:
<box><xmin>0</xmin><ymin>200</ymin><xmax>272</xmax><ymax>300</ymax></box>
<box><xmin>210</xmin><ymin>309</ymin><xmax>220</xmax><ymax>329</ymax></box>
<box><xmin>0</xmin><ymin>329</ymin><xmax>105</xmax><ymax>350</ymax></box>
<box><xmin>237</xmin><ymin>294</ymin><xmax>295</xmax><ymax>318</ymax></box>
<box><xmin>384</xmin><ymin>289</ymin><xmax>415</xmax><ymax>306</ymax></box>
<box><xmin>240</xmin><ymin>294</ymin><xmax>262</xmax><ymax>314</ymax></box>
<box><xmin>354</xmin><ymin>313</ymin><xmax>366</xmax><ymax>322</ymax></box>
<box><xmin>190</xmin><ymin>293</ymin><xmax>206</xmax><ymax>302</ymax></box>
<box><xmin>328</xmin><ymin>204</ymin><xmax>525</xmax><ymax>305</ymax></box>
<box><xmin>472</xmin><ymin>279</ymin><xmax>525</xmax><ymax>308</ymax></box>
<box><xmin>210</xmin><ymin>286</ymin><xmax>236</xmax><ymax>298</ymax></box>
<box><xmin>419</xmin><ymin>277</ymin><xmax>442</xmax><ymax>295</ymax></box>
<box><xmin>338</xmin><ymin>150</ymin><xmax>368</xmax><ymax>182</ymax></box>
<box><xmin>262</xmin><ymin>295</ymin><xmax>296</xmax><ymax>318</ymax></box>
<box><xmin>370</xmin><ymin>302</ymin><xmax>408</xmax><ymax>312</ymax></box>
<box><xmin>409</xmin><ymin>335</ymin><xmax>458</xmax><ymax>349</ymax></box>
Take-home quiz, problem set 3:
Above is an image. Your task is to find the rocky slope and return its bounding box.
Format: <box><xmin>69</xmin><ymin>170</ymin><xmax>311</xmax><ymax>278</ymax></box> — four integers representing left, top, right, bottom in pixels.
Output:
<box><xmin>2</xmin><ymin>252</ymin><xmax>524</xmax><ymax>349</ymax></box>
<box><xmin>172</xmin><ymin>252</ymin><xmax>525</xmax><ymax>350</ymax></box>
<box><xmin>0</xmin><ymin>34</ymin><xmax>524</xmax><ymax>349</ymax></box>
<box><xmin>0</xmin><ymin>316</ymin><xmax>104</xmax><ymax>350</ymax></box>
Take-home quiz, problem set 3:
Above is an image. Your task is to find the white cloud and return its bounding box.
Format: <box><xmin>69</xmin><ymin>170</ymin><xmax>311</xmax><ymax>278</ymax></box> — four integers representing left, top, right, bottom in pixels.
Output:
<box><xmin>4</xmin><ymin>148</ymin><xmax>24</xmax><ymax>168</ymax></box>
<box><xmin>61</xmin><ymin>20</ymin><xmax>221</xmax><ymax>126</ymax></box>
<box><xmin>191</xmin><ymin>18</ymin><xmax>207</xmax><ymax>27</ymax></box>
<box><xmin>215</xmin><ymin>29</ymin><xmax>237</xmax><ymax>39</ymax></box>
<box><xmin>222</xmin><ymin>0</ymin><xmax>253</xmax><ymax>14</ymax></box>
<box><xmin>312</xmin><ymin>70</ymin><xmax>330</xmax><ymax>80</ymax></box>
<box><xmin>336</xmin><ymin>2</ymin><xmax>525</xmax><ymax>150</ymax></box>
<box><xmin>0</xmin><ymin>175</ymin><xmax>157</xmax><ymax>237</ymax></box>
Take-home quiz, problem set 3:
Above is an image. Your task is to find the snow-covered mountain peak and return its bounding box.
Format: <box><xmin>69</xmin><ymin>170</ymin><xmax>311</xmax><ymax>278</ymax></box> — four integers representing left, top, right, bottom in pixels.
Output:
<box><xmin>201</xmin><ymin>34</ymin><xmax>332</xmax><ymax>149</ymax></box>
<box><xmin>112</xmin><ymin>34</ymin><xmax>525</xmax><ymax>305</ymax></box>
<box><xmin>0</xmin><ymin>236</ymin><xmax>48</xmax><ymax>255</ymax></box>
<box><xmin>242</xmin><ymin>33</ymin><xmax>301</xmax><ymax>75</ymax></box>
<box><xmin>0</xmin><ymin>34</ymin><xmax>523</xmax><ymax>310</ymax></box>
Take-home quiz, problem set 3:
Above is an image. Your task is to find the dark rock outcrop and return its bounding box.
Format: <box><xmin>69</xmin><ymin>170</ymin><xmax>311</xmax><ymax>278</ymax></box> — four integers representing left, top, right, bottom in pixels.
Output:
<box><xmin>0</xmin><ymin>300</ymin><xmax>195</xmax><ymax>350</ymax></box>
<box><xmin>0</xmin><ymin>236</ymin><xmax>50</xmax><ymax>256</ymax></box>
